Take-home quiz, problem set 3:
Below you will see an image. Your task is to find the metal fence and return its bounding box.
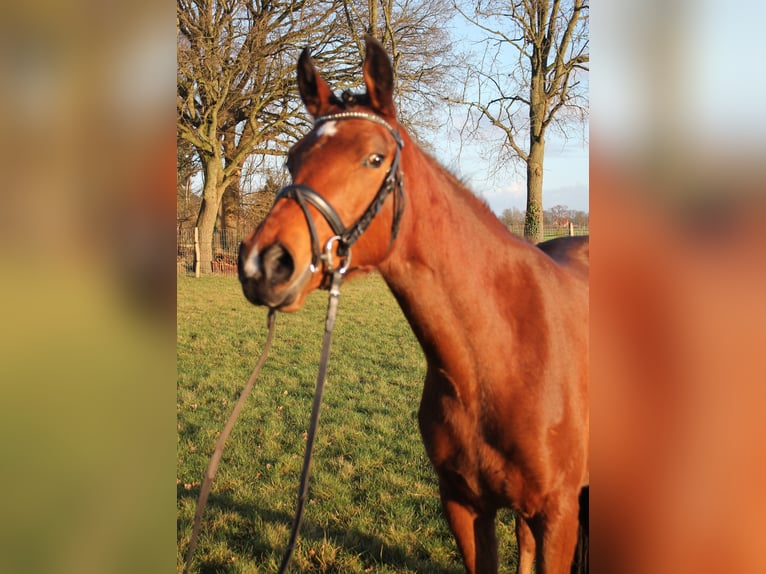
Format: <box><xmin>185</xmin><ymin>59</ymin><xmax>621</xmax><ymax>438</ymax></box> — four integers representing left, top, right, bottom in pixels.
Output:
<box><xmin>177</xmin><ymin>228</ymin><xmax>242</xmax><ymax>276</ymax></box>
<box><xmin>506</xmin><ymin>223</ymin><xmax>590</xmax><ymax>240</ymax></box>
<box><xmin>177</xmin><ymin>224</ymin><xmax>589</xmax><ymax>277</ymax></box>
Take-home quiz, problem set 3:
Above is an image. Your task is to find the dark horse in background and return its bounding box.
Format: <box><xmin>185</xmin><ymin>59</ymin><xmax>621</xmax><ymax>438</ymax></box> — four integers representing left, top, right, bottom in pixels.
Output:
<box><xmin>238</xmin><ymin>37</ymin><xmax>588</xmax><ymax>574</ymax></box>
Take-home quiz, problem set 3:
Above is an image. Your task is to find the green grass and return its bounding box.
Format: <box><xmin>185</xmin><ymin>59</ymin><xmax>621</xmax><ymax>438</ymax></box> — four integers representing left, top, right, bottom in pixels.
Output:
<box><xmin>178</xmin><ymin>273</ymin><xmax>519</xmax><ymax>573</ymax></box>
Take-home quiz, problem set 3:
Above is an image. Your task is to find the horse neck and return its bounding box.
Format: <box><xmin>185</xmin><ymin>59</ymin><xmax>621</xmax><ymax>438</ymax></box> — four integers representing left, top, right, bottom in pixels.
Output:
<box><xmin>378</xmin><ymin>135</ymin><xmax>542</xmax><ymax>376</ymax></box>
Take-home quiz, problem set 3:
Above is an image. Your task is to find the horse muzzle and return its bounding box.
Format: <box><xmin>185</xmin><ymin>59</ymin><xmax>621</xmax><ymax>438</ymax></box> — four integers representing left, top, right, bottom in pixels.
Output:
<box><xmin>238</xmin><ymin>241</ymin><xmax>310</xmax><ymax>310</ymax></box>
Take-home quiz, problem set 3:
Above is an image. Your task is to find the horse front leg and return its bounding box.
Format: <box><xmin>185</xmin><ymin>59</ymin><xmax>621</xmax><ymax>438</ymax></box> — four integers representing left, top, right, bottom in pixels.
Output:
<box><xmin>440</xmin><ymin>486</ymin><xmax>498</xmax><ymax>573</ymax></box>
<box><xmin>515</xmin><ymin>515</ymin><xmax>536</xmax><ymax>574</ymax></box>
<box><xmin>529</xmin><ymin>492</ymin><xmax>580</xmax><ymax>574</ymax></box>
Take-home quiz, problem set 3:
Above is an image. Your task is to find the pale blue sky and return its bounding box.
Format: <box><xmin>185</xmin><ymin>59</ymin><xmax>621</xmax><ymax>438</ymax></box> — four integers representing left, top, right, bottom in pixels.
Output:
<box><xmin>430</xmin><ymin>122</ymin><xmax>590</xmax><ymax>215</ymax></box>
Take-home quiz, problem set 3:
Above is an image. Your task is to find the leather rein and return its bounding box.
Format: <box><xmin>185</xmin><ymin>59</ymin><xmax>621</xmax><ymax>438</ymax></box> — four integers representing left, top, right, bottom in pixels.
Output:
<box><xmin>183</xmin><ymin>111</ymin><xmax>406</xmax><ymax>574</ymax></box>
<box><xmin>269</xmin><ymin>111</ymin><xmax>406</xmax><ymax>571</ymax></box>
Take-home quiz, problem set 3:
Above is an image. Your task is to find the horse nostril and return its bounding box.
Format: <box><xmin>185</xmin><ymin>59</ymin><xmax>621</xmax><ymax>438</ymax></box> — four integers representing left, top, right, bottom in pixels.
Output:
<box><xmin>238</xmin><ymin>241</ymin><xmax>261</xmax><ymax>280</ymax></box>
<box><xmin>261</xmin><ymin>243</ymin><xmax>294</xmax><ymax>285</ymax></box>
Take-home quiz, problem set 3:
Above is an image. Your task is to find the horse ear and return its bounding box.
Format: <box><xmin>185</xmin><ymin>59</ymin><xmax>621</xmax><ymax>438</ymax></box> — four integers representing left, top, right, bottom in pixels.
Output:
<box><xmin>362</xmin><ymin>36</ymin><xmax>396</xmax><ymax>118</ymax></box>
<box><xmin>297</xmin><ymin>47</ymin><xmax>333</xmax><ymax>118</ymax></box>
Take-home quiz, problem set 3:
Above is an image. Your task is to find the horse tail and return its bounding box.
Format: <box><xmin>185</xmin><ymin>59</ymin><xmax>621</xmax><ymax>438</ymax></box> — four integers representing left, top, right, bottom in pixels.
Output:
<box><xmin>570</xmin><ymin>485</ymin><xmax>589</xmax><ymax>574</ymax></box>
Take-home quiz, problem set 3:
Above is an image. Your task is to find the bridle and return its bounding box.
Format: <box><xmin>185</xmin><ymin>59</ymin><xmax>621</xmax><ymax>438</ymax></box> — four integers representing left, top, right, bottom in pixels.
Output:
<box><xmin>183</xmin><ymin>112</ymin><xmax>407</xmax><ymax>574</ymax></box>
<box><xmin>274</xmin><ymin>111</ymin><xmax>406</xmax><ymax>280</ymax></box>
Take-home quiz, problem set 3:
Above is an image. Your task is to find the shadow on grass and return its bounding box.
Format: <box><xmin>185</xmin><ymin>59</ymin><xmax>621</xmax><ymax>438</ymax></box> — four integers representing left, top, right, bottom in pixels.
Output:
<box><xmin>178</xmin><ymin>487</ymin><xmax>464</xmax><ymax>573</ymax></box>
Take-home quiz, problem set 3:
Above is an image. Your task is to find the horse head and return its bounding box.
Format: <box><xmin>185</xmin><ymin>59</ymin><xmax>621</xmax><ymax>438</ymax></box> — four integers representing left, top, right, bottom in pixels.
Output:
<box><xmin>238</xmin><ymin>36</ymin><xmax>406</xmax><ymax>311</ymax></box>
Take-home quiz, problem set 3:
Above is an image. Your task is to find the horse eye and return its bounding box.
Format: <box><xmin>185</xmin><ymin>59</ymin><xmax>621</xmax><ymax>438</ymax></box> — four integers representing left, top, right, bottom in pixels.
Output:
<box><xmin>365</xmin><ymin>153</ymin><xmax>385</xmax><ymax>168</ymax></box>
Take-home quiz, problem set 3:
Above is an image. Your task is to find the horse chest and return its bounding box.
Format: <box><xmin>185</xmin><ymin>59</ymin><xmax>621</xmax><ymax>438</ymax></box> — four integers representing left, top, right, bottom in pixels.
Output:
<box><xmin>418</xmin><ymin>371</ymin><xmax>531</xmax><ymax>509</ymax></box>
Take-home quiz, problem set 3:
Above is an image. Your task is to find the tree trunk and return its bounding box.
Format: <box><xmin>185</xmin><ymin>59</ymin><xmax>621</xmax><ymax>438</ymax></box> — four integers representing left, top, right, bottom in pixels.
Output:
<box><xmin>195</xmin><ymin>201</ymin><xmax>217</xmax><ymax>275</ymax></box>
<box><xmin>524</xmin><ymin>53</ymin><xmax>546</xmax><ymax>243</ymax></box>
<box><xmin>195</xmin><ymin>160</ymin><xmax>224</xmax><ymax>275</ymax></box>
<box><xmin>524</xmin><ymin>139</ymin><xmax>545</xmax><ymax>243</ymax></box>
<box><xmin>368</xmin><ymin>0</ymin><xmax>378</xmax><ymax>36</ymax></box>
<box><xmin>220</xmin><ymin>128</ymin><xmax>240</xmax><ymax>243</ymax></box>
<box><xmin>220</xmin><ymin>180</ymin><xmax>239</xmax><ymax>245</ymax></box>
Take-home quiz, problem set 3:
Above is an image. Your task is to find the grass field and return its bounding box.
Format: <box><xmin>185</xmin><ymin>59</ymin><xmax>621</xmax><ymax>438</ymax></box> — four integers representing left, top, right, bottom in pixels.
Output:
<box><xmin>177</xmin><ymin>273</ymin><xmax>519</xmax><ymax>573</ymax></box>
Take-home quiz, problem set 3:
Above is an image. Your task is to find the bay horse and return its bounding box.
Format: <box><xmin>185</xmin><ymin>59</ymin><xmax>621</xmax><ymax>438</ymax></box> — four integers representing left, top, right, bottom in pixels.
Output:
<box><xmin>238</xmin><ymin>36</ymin><xmax>589</xmax><ymax>574</ymax></box>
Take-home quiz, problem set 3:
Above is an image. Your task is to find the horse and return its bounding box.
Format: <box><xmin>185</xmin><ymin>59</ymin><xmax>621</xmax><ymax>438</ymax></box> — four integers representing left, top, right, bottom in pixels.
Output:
<box><xmin>238</xmin><ymin>36</ymin><xmax>589</xmax><ymax>574</ymax></box>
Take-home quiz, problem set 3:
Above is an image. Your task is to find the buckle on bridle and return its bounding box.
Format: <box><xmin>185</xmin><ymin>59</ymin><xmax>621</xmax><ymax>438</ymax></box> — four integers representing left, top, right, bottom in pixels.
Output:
<box><xmin>311</xmin><ymin>235</ymin><xmax>351</xmax><ymax>276</ymax></box>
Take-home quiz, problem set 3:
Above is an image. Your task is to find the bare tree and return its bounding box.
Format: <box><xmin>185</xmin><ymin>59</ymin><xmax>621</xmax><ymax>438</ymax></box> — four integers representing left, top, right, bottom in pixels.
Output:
<box><xmin>499</xmin><ymin>206</ymin><xmax>526</xmax><ymax>228</ymax></box>
<box><xmin>239</xmin><ymin>165</ymin><xmax>287</xmax><ymax>231</ymax></box>
<box><xmin>332</xmin><ymin>0</ymin><xmax>456</xmax><ymax>140</ymax></box>
<box><xmin>177</xmin><ymin>137</ymin><xmax>201</xmax><ymax>234</ymax></box>
<box><xmin>571</xmin><ymin>209</ymin><xmax>588</xmax><ymax>227</ymax></box>
<box><xmin>453</xmin><ymin>0</ymin><xmax>588</xmax><ymax>242</ymax></box>
<box><xmin>177</xmin><ymin>0</ymin><xmax>335</xmax><ymax>273</ymax></box>
<box><xmin>549</xmin><ymin>203</ymin><xmax>571</xmax><ymax>226</ymax></box>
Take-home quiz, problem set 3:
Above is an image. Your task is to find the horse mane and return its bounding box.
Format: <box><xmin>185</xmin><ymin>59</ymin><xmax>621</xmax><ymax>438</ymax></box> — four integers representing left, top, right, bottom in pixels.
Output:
<box><xmin>416</xmin><ymin>145</ymin><xmax>524</xmax><ymax>243</ymax></box>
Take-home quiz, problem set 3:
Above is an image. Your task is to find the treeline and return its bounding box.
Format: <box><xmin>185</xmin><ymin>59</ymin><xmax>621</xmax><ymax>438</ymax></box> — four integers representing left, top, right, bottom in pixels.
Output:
<box><xmin>499</xmin><ymin>205</ymin><xmax>589</xmax><ymax>228</ymax></box>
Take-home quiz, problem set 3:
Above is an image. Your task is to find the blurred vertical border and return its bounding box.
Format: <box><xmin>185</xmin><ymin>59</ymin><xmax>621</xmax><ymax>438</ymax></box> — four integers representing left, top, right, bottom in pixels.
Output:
<box><xmin>592</xmin><ymin>1</ymin><xmax>766</xmax><ymax>573</ymax></box>
<box><xmin>0</xmin><ymin>1</ymin><xmax>175</xmax><ymax>572</ymax></box>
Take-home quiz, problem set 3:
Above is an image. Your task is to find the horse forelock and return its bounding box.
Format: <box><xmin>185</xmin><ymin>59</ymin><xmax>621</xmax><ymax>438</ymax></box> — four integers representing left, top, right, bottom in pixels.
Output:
<box><xmin>327</xmin><ymin>89</ymin><xmax>371</xmax><ymax>110</ymax></box>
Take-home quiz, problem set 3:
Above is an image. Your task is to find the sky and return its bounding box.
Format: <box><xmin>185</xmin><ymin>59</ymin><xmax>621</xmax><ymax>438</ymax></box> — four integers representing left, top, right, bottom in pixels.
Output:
<box><xmin>431</xmin><ymin>123</ymin><xmax>590</xmax><ymax>215</ymax></box>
